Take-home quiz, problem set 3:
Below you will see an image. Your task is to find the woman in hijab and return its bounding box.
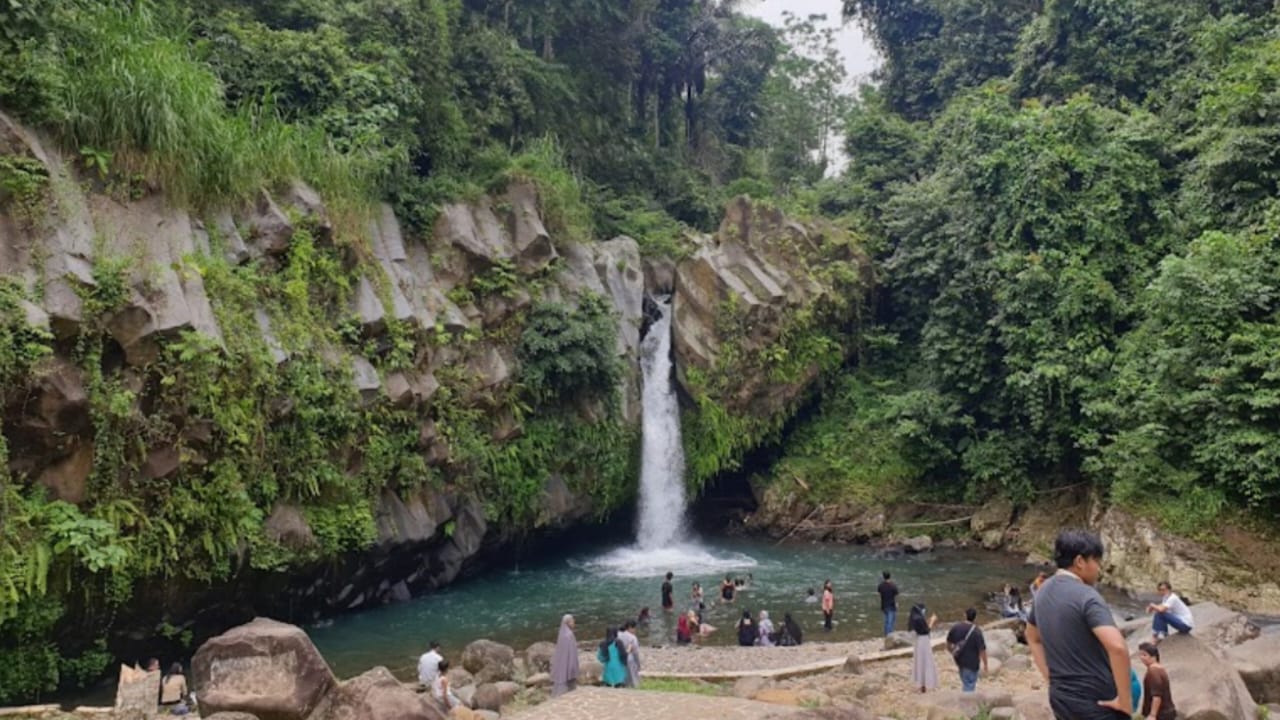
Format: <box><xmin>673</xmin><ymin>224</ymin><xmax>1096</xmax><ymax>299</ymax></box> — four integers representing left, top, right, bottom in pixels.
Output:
<box><xmin>779</xmin><ymin>613</ymin><xmax>803</xmax><ymax>646</ymax></box>
<box><xmin>909</xmin><ymin>603</ymin><xmax>939</xmax><ymax>693</ymax></box>
<box><xmin>736</xmin><ymin>609</ymin><xmax>755</xmax><ymax>647</ymax></box>
<box><xmin>596</xmin><ymin>627</ymin><xmax>628</xmax><ymax>688</ymax></box>
<box><xmin>756</xmin><ymin>610</ymin><xmax>775</xmax><ymax>647</ymax></box>
<box><xmin>551</xmin><ymin>614</ymin><xmax>580</xmax><ymax>697</ymax></box>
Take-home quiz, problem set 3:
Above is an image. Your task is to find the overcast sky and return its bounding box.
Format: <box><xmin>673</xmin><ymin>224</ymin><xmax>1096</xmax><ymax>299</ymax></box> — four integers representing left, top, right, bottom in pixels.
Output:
<box><xmin>743</xmin><ymin>0</ymin><xmax>881</xmax><ymax>83</ymax></box>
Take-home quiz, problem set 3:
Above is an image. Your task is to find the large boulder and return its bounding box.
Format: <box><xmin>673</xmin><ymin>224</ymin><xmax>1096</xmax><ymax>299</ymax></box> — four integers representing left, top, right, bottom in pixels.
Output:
<box><xmin>313</xmin><ymin>667</ymin><xmax>446</xmax><ymax>720</ymax></box>
<box><xmin>470</xmin><ymin>684</ymin><xmax>501</xmax><ymax>712</ymax></box>
<box><xmin>1154</xmin><ymin>632</ymin><xmax>1257</xmax><ymax>720</ymax></box>
<box><xmin>1226</xmin><ymin>633</ymin><xmax>1280</xmax><ymax>704</ymax></box>
<box><xmin>884</xmin><ymin>632</ymin><xmax>915</xmax><ymax>650</ymax></box>
<box><xmin>524</xmin><ymin>642</ymin><xmax>556</xmax><ymax>674</ymax></box>
<box><xmin>903</xmin><ymin>535</ymin><xmax>934</xmax><ymax>554</ymax></box>
<box><xmin>920</xmin><ymin>690</ymin><xmax>1014</xmax><ymax>719</ymax></box>
<box><xmin>460</xmin><ymin>640</ymin><xmax>515</xmax><ymax>684</ymax></box>
<box><xmin>192</xmin><ymin>617</ymin><xmax>336</xmax><ymax>720</ymax></box>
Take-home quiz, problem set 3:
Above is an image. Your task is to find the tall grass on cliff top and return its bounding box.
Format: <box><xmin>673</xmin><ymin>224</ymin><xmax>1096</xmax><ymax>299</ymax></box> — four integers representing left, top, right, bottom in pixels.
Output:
<box><xmin>45</xmin><ymin>2</ymin><xmax>380</xmax><ymax>211</ymax></box>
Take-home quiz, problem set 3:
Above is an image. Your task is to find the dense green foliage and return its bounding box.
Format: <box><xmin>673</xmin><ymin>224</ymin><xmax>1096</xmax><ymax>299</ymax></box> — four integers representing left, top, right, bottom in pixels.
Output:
<box><xmin>779</xmin><ymin>0</ymin><xmax>1280</xmax><ymax>530</ymax></box>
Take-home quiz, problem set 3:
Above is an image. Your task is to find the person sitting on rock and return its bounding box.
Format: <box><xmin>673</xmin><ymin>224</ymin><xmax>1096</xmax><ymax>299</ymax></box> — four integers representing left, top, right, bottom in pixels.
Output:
<box><xmin>432</xmin><ymin>659</ymin><xmax>463</xmax><ymax>710</ymax></box>
<box><xmin>1138</xmin><ymin>641</ymin><xmax>1177</xmax><ymax>720</ymax></box>
<box><xmin>779</xmin><ymin>613</ymin><xmax>803</xmax><ymax>646</ymax></box>
<box><xmin>159</xmin><ymin>663</ymin><xmax>189</xmax><ymax>714</ymax></box>
<box><xmin>756</xmin><ymin>610</ymin><xmax>775</xmax><ymax>647</ymax></box>
<box><xmin>736</xmin><ymin>610</ymin><xmax>756</xmax><ymax>647</ymax></box>
<box><xmin>417</xmin><ymin>640</ymin><xmax>443</xmax><ymax>687</ymax></box>
<box><xmin>1147</xmin><ymin>581</ymin><xmax>1194</xmax><ymax>643</ymax></box>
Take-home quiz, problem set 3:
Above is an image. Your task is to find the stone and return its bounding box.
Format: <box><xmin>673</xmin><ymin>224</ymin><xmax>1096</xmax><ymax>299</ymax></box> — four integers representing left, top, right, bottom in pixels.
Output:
<box><xmin>448</xmin><ymin>708</ymin><xmax>478</xmax><ymax>720</ymax></box>
<box><xmin>524</xmin><ymin>673</ymin><xmax>551</xmax><ymax>688</ymax></box>
<box><xmin>752</xmin><ymin>689</ymin><xmax>801</xmax><ymax>706</ymax></box>
<box><xmin>733</xmin><ymin>676</ymin><xmax>767</xmax><ymax>699</ymax></box>
<box><xmin>141</xmin><ymin>444</ymin><xmax>180</xmax><ymax>480</ymax></box>
<box><xmin>504</xmin><ymin>183</ymin><xmax>558</xmax><ymax>273</ymax></box>
<box><xmin>493</xmin><ymin>681</ymin><xmax>519</xmax><ymax>705</ymax></box>
<box><xmin>922</xmin><ymin>690</ymin><xmax>1014</xmax><ymax>719</ymax></box>
<box><xmin>842</xmin><ymin>655</ymin><xmax>864</xmax><ymax>674</ymax></box>
<box><xmin>461</xmin><ymin>640</ymin><xmax>515</xmax><ymax>684</ymax></box>
<box><xmin>353</xmin><ymin>276</ymin><xmax>388</xmax><ymax>334</ymax></box>
<box><xmin>1156</xmin><ymin>632</ymin><xmax>1257</xmax><ymax>720</ymax></box>
<box><xmin>884</xmin><ymin>632</ymin><xmax>915</xmax><ymax>650</ymax></box>
<box><xmin>971</xmin><ymin>497</ymin><xmax>1015</xmax><ymax>534</ymax></box>
<box><xmin>37</xmin><ymin>439</ymin><xmax>92</xmax><ymax>504</ymax></box>
<box><xmin>314</xmin><ymin>666</ymin><xmax>446</xmax><ymax>720</ymax></box>
<box><xmin>792</xmin><ymin>707</ymin><xmax>874</xmax><ymax>720</ymax></box>
<box><xmin>246</xmin><ymin>190</ymin><xmax>294</xmax><ymax>256</ymax></box>
<box><xmin>903</xmin><ymin>535</ymin><xmax>934</xmax><ymax>553</ymax></box>
<box><xmin>979</xmin><ymin>529</ymin><xmax>1005</xmax><ymax>550</ymax></box>
<box><xmin>446</xmin><ymin>667</ymin><xmax>474</xmax><ymax>690</ymax></box>
<box><xmin>989</xmin><ymin>709</ymin><xmax>1016</xmax><ymax>720</ymax></box>
<box><xmin>578</xmin><ymin>658</ymin><xmax>603</xmax><ymax>686</ymax></box>
<box><xmin>192</xmin><ymin>617</ymin><xmax>336</xmax><ymax>720</ymax></box>
<box><xmin>204</xmin><ymin>714</ymin><xmax>261</xmax><ymax>720</ymax></box>
<box><xmin>385</xmin><ymin>372</ymin><xmax>414</xmax><ymax>408</ymax></box>
<box><xmin>854</xmin><ymin>681</ymin><xmax>881</xmax><ymax>700</ymax></box>
<box><xmin>263</xmin><ymin>504</ymin><xmax>317</xmax><ymax>550</ymax></box>
<box><xmin>351</xmin><ymin>356</ymin><xmax>381</xmax><ymax>402</ymax></box>
<box><xmin>1002</xmin><ymin>655</ymin><xmax>1031</xmax><ymax>672</ymax></box>
<box><xmin>524</xmin><ymin>642</ymin><xmax>556</xmax><ymax>674</ymax></box>
<box><xmin>114</xmin><ymin>664</ymin><xmax>160</xmax><ymax>720</ymax></box>
<box><xmin>471</xmin><ymin>684</ymin><xmax>501</xmax><ymax>712</ymax></box>
<box><xmin>985</xmin><ymin>657</ymin><xmax>1003</xmax><ymax>677</ymax></box>
<box><xmin>643</xmin><ymin>255</ymin><xmax>677</xmax><ymax>294</ymax></box>
<box><xmin>1226</xmin><ymin>633</ymin><xmax>1280</xmax><ymax>704</ymax></box>
<box><xmin>473</xmin><ymin>712</ymin><xmax>499</xmax><ymax>720</ymax></box>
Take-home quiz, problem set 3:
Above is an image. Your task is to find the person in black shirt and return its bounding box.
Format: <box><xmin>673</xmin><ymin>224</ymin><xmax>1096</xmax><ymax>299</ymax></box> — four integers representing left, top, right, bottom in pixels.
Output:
<box><xmin>661</xmin><ymin>572</ymin><xmax>674</xmax><ymax>611</ymax></box>
<box><xmin>945</xmin><ymin>607</ymin><xmax>988</xmax><ymax>693</ymax></box>
<box><xmin>877</xmin><ymin>571</ymin><xmax>899</xmax><ymax>636</ymax></box>
<box><xmin>735</xmin><ymin>610</ymin><xmax>755</xmax><ymax>646</ymax></box>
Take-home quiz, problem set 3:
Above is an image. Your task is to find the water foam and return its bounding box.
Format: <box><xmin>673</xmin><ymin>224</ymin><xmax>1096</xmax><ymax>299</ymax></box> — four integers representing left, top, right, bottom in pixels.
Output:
<box><xmin>577</xmin><ymin>542</ymin><xmax>758</xmax><ymax>579</ymax></box>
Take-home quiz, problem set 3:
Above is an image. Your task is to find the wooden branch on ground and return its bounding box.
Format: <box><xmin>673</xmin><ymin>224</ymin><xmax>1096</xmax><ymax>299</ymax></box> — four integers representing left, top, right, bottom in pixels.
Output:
<box><xmin>774</xmin><ymin>504</ymin><xmax>824</xmax><ymax>545</ymax></box>
<box><xmin>890</xmin><ymin>515</ymin><xmax>975</xmax><ymax>529</ymax></box>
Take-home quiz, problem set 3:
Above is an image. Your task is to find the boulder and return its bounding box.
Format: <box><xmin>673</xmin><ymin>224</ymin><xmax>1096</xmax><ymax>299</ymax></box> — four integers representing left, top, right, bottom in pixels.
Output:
<box><xmin>524</xmin><ymin>673</ymin><xmax>551</xmax><ymax>688</ymax></box>
<box><xmin>971</xmin><ymin>497</ymin><xmax>1014</xmax><ymax>534</ymax></box>
<box><xmin>921</xmin><ymin>690</ymin><xmax>1014</xmax><ymax>719</ymax></box>
<box><xmin>884</xmin><ymin>632</ymin><xmax>915</xmax><ymax>650</ymax></box>
<box><xmin>792</xmin><ymin>706</ymin><xmax>875</xmax><ymax>720</ymax></box>
<box><xmin>314</xmin><ymin>667</ymin><xmax>446</xmax><ymax>720</ymax></box>
<box><xmin>733</xmin><ymin>676</ymin><xmax>768</xmax><ymax>699</ymax></box>
<box><xmin>1226</xmin><ymin>634</ymin><xmax>1280</xmax><ymax>704</ymax></box>
<box><xmin>504</xmin><ymin>183</ymin><xmax>558</xmax><ymax>273</ymax></box>
<box><xmin>448</xmin><ymin>708</ymin><xmax>478</xmax><ymax>720</ymax></box>
<box><xmin>246</xmin><ymin>190</ymin><xmax>294</xmax><ymax>256</ymax></box>
<box><xmin>191</xmin><ymin>617</ymin><xmax>336</xmax><ymax>720</ymax></box>
<box><xmin>263</xmin><ymin>504</ymin><xmax>317</xmax><ymax>550</ymax></box>
<box><xmin>493</xmin><ymin>681</ymin><xmax>520</xmax><ymax>705</ymax></box>
<box><xmin>446</xmin><ymin>667</ymin><xmax>474</xmax><ymax>690</ymax></box>
<box><xmin>1156</xmin><ymin>632</ymin><xmax>1257</xmax><ymax>720</ymax></box>
<box><xmin>578</xmin><ymin>658</ymin><xmax>603</xmax><ymax>686</ymax></box>
<box><xmin>204</xmin><ymin>714</ymin><xmax>261</xmax><ymax>720</ymax></box>
<box><xmin>524</xmin><ymin>642</ymin><xmax>556</xmax><ymax>674</ymax></box>
<box><xmin>453</xmin><ymin>685</ymin><xmax>476</xmax><ymax>709</ymax></box>
<box><xmin>470</xmin><ymin>684</ymin><xmax>501</xmax><ymax>712</ymax></box>
<box><xmin>36</xmin><ymin>439</ymin><xmax>92</xmax><ymax>504</ymax></box>
<box><xmin>461</xmin><ymin>640</ymin><xmax>515</xmax><ymax>684</ymax></box>
<box><xmin>1002</xmin><ymin>655</ymin><xmax>1031</xmax><ymax>673</ymax></box>
<box><xmin>985</xmin><ymin>657</ymin><xmax>1003</xmax><ymax>677</ymax></box>
<box><xmin>842</xmin><ymin>655</ymin><xmax>864</xmax><ymax>674</ymax></box>
<box><xmin>903</xmin><ymin>535</ymin><xmax>934</xmax><ymax>554</ymax></box>
<box><xmin>474</xmin><ymin>712</ymin><xmax>499</xmax><ymax>720</ymax></box>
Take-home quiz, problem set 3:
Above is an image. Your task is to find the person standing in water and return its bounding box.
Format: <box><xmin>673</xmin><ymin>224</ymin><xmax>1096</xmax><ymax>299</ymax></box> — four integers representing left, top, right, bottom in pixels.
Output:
<box><xmin>877</xmin><ymin>571</ymin><xmax>899</xmax><ymax>636</ymax></box>
<box><xmin>720</xmin><ymin>575</ymin><xmax>736</xmax><ymax>604</ymax></box>
<box><xmin>822</xmin><ymin>580</ymin><xmax>835</xmax><ymax>631</ymax></box>
<box><xmin>736</xmin><ymin>610</ymin><xmax>755</xmax><ymax>646</ymax></box>
<box><xmin>550</xmin><ymin>614</ymin><xmax>580</xmax><ymax>697</ymax></box>
<box><xmin>661</xmin><ymin>572</ymin><xmax>674</xmax><ymax>612</ymax></box>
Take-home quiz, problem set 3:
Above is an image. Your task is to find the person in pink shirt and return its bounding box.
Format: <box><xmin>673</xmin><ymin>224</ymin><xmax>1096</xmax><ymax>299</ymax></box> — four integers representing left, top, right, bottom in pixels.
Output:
<box><xmin>822</xmin><ymin>580</ymin><xmax>835</xmax><ymax>631</ymax></box>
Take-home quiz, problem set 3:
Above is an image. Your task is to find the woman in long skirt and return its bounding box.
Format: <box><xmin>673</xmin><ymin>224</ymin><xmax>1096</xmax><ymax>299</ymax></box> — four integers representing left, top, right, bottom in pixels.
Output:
<box><xmin>909</xmin><ymin>603</ymin><xmax>939</xmax><ymax>692</ymax></box>
<box><xmin>550</xmin><ymin>614</ymin><xmax>580</xmax><ymax>697</ymax></box>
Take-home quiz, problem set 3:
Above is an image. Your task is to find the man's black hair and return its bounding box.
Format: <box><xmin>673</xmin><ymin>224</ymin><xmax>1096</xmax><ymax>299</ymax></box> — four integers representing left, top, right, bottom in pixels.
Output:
<box><xmin>965</xmin><ymin>607</ymin><xmax>977</xmax><ymax>622</ymax></box>
<box><xmin>429</xmin><ymin>640</ymin><xmax>440</xmax><ymax>649</ymax></box>
<box><xmin>1053</xmin><ymin>528</ymin><xmax>1105</xmax><ymax>569</ymax></box>
<box><xmin>665</xmin><ymin>571</ymin><xmax>673</xmax><ymax>580</ymax></box>
<box><xmin>883</xmin><ymin>571</ymin><xmax>891</xmax><ymax>580</ymax></box>
<box><xmin>1158</xmin><ymin>580</ymin><xmax>1172</xmax><ymax>591</ymax></box>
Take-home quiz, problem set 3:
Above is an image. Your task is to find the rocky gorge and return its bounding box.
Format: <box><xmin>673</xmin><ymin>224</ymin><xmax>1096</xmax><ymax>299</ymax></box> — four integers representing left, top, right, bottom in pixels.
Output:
<box><xmin>0</xmin><ymin>109</ymin><xmax>870</xmax><ymax>702</ymax></box>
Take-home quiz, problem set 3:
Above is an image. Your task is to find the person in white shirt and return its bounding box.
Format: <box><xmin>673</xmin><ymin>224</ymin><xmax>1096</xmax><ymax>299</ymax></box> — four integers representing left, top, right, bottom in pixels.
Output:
<box><xmin>418</xmin><ymin>640</ymin><xmax>443</xmax><ymax>686</ymax></box>
<box><xmin>1147</xmin><ymin>581</ymin><xmax>1194</xmax><ymax>642</ymax></box>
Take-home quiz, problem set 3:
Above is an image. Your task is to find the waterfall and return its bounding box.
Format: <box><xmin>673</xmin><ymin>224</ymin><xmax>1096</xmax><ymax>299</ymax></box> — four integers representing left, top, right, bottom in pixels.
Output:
<box><xmin>581</xmin><ymin>294</ymin><xmax>754</xmax><ymax>578</ymax></box>
<box><xmin>636</xmin><ymin>296</ymin><xmax>686</xmax><ymax>549</ymax></box>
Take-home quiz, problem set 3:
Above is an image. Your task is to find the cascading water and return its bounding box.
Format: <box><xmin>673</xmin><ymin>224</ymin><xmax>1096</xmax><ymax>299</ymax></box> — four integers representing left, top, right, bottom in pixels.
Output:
<box><xmin>635</xmin><ymin>296</ymin><xmax>687</xmax><ymax>548</ymax></box>
<box><xmin>583</xmin><ymin>296</ymin><xmax>754</xmax><ymax>578</ymax></box>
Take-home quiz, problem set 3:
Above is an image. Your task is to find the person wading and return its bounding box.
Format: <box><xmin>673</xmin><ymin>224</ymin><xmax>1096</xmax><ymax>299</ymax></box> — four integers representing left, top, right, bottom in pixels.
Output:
<box><xmin>822</xmin><ymin>580</ymin><xmax>835</xmax><ymax>631</ymax></box>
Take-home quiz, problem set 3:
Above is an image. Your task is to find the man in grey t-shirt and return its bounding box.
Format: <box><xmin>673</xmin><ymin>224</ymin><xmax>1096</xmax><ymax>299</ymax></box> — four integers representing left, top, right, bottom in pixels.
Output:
<box><xmin>1027</xmin><ymin>529</ymin><xmax>1132</xmax><ymax>720</ymax></box>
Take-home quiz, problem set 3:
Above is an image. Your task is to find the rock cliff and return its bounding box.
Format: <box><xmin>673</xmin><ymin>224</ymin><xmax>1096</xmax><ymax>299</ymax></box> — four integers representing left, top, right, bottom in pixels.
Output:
<box><xmin>0</xmin><ymin>110</ymin><xmax>869</xmax><ymax>687</ymax></box>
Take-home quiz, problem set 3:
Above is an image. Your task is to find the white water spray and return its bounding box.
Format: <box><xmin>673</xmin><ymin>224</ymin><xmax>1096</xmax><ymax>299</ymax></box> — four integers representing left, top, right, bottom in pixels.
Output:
<box><xmin>636</xmin><ymin>296</ymin><xmax>687</xmax><ymax>549</ymax></box>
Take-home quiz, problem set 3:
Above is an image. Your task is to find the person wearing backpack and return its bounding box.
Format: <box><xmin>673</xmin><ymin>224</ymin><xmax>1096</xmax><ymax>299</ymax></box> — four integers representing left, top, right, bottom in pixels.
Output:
<box><xmin>946</xmin><ymin>608</ymin><xmax>988</xmax><ymax>693</ymax></box>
